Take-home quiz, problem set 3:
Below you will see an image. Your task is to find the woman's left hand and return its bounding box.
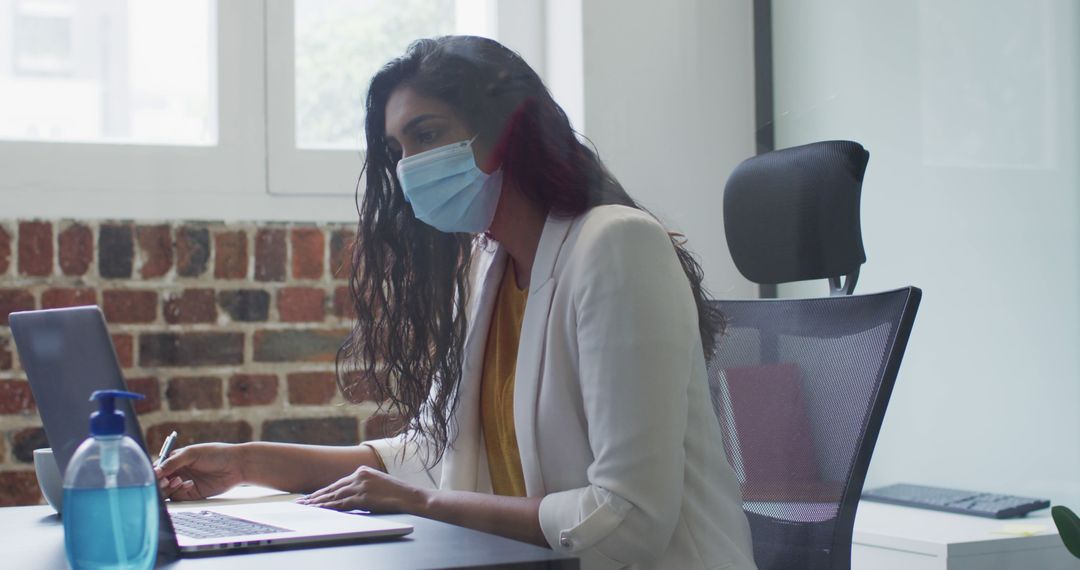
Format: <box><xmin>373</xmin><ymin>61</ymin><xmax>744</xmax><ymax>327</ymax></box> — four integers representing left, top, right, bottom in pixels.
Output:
<box><xmin>296</xmin><ymin>466</ymin><xmax>429</xmax><ymax>514</ymax></box>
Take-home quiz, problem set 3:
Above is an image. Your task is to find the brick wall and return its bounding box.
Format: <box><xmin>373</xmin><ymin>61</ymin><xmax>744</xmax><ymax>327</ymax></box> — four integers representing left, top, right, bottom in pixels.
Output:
<box><xmin>0</xmin><ymin>219</ymin><xmax>400</xmax><ymax>506</ymax></box>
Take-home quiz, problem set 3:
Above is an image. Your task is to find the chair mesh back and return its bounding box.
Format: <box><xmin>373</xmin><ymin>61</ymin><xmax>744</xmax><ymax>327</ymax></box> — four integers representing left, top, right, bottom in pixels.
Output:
<box><xmin>707</xmin><ymin>288</ymin><xmax>920</xmax><ymax>570</ymax></box>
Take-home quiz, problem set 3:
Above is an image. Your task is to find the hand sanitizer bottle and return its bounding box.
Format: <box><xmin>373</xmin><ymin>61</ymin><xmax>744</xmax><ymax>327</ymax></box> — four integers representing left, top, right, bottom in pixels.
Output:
<box><xmin>63</xmin><ymin>390</ymin><xmax>158</xmax><ymax>570</ymax></box>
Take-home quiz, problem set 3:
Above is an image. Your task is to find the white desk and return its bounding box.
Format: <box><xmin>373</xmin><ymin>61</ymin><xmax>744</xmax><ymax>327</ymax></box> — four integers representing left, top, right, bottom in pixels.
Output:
<box><xmin>853</xmin><ymin>501</ymin><xmax>1075</xmax><ymax>569</ymax></box>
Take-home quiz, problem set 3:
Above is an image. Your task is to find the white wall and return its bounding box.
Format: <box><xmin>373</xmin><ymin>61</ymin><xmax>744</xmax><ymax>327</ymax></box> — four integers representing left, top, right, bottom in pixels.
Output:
<box><xmin>544</xmin><ymin>0</ymin><xmax>584</xmax><ymax>133</ymax></box>
<box><xmin>572</xmin><ymin>0</ymin><xmax>758</xmax><ymax>299</ymax></box>
<box><xmin>773</xmin><ymin>0</ymin><xmax>1080</xmax><ymax>504</ymax></box>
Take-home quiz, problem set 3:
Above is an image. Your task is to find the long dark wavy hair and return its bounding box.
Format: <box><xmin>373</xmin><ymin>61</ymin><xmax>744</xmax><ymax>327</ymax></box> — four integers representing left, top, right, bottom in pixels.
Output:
<box><xmin>337</xmin><ymin>36</ymin><xmax>724</xmax><ymax>467</ymax></box>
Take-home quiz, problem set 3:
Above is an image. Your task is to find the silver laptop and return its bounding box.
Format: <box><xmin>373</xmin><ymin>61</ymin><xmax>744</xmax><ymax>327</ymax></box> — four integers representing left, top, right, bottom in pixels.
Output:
<box><xmin>9</xmin><ymin>306</ymin><xmax>412</xmax><ymax>558</ymax></box>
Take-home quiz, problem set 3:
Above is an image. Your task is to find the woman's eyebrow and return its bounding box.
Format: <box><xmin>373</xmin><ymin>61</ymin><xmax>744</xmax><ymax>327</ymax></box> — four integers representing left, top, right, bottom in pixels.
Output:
<box><xmin>401</xmin><ymin>113</ymin><xmax>446</xmax><ymax>135</ymax></box>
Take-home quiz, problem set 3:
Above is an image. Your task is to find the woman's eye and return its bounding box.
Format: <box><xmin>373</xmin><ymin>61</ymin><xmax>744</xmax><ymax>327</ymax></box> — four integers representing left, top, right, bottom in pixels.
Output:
<box><xmin>417</xmin><ymin>130</ymin><xmax>439</xmax><ymax>145</ymax></box>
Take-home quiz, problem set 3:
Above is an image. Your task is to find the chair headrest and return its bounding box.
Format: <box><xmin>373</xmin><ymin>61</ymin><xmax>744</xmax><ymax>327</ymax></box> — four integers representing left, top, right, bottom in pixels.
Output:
<box><xmin>723</xmin><ymin>140</ymin><xmax>869</xmax><ymax>286</ymax></box>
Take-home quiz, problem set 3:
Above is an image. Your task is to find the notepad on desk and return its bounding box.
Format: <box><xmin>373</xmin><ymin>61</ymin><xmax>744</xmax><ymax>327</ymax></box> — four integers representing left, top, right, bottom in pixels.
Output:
<box><xmin>165</xmin><ymin>484</ymin><xmax>301</xmax><ymax>511</ymax></box>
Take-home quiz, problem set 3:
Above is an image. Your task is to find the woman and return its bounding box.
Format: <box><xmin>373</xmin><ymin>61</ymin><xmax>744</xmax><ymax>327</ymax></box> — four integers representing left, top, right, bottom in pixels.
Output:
<box><xmin>156</xmin><ymin>36</ymin><xmax>756</xmax><ymax>570</ymax></box>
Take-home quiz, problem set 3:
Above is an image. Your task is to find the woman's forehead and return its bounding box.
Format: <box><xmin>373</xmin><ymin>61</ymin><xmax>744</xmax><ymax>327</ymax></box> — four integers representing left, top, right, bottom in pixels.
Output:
<box><xmin>384</xmin><ymin>86</ymin><xmax>457</xmax><ymax>138</ymax></box>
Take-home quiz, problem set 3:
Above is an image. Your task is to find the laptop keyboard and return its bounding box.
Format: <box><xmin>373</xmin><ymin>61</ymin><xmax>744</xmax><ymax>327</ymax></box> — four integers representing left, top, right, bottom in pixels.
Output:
<box><xmin>171</xmin><ymin>510</ymin><xmax>291</xmax><ymax>539</ymax></box>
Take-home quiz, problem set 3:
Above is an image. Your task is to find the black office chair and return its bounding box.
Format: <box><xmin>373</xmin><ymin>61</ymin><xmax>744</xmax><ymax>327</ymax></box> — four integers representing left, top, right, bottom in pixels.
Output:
<box><xmin>708</xmin><ymin>141</ymin><xmax>921</xmax><ymax>570</ymax></box>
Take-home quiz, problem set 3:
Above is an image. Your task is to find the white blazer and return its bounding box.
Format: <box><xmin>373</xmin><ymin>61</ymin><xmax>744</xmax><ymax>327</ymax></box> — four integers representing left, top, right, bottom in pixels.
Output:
<box><xmin>367</xmin><ymin>205</ymin><xmax>757</xmax><ymax>570</ymax></box>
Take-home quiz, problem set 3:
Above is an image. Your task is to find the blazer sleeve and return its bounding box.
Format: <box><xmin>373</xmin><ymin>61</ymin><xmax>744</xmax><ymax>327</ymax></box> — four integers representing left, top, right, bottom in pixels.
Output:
<box><xmin>364</xmin><ymin>431</ymin><xmax>442</xmax><ymax>490</ymax></box>
<box><xmin>538</xmin><ymin>212</ymin><xmax>696</xmax><ymax>568</ymax></box>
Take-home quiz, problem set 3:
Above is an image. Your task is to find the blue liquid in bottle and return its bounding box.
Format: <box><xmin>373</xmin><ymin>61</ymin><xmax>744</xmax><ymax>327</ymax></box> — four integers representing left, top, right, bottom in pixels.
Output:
<box><xmin>63</xmin><ymin>484</ymin><xmax>158</xmax><ymax>570</ymax></box>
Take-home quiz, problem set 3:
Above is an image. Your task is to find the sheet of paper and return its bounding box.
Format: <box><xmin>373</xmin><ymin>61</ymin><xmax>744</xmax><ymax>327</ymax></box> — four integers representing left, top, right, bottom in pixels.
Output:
<box><xmin>165</xmin><ymin>484</ymin><xmax>302</xmax><ymax>511</ymax></box>
<box><xmin>993</xmin><ymin>523</ymin><xmax>1052</xmax><ymax>537</ymax></box>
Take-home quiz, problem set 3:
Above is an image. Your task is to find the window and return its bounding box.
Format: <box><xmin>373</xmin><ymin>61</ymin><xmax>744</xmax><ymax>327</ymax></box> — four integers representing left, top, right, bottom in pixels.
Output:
<box><xmin>0</xmin><ymin>0</ymin><xmax>216</xmax><ymax>146</ymax></box>
<box><xmin>294</xmin><ymin>0</ymin><xmax>457</xmax><ymax>150</ymax></box>
<box><xmin>0</xmin><ymin>0</ymin><xmax>263</xmax><ymax>204</ymax></box>
<box><xmin>266</xmin><ymin>0</ymin><xmax>498</xmax><ymax>195</ymax></box>
<box><xmin>0</xmin><ymin>0</ymin><xmax>539</xmax><ymax>217</ymax></box>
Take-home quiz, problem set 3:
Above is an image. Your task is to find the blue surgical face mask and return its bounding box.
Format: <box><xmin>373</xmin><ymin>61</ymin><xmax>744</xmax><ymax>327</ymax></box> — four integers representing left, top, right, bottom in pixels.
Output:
<box><xmin>396</xmin><ymin>137</ymin><xmax>503</xmax><ymax>234</ymax></box>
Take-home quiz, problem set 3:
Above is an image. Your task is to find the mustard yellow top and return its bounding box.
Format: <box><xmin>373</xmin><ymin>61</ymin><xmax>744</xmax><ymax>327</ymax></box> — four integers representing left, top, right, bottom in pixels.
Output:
<box><xmin>480</xmin><ymin>261</ymin><xmax>529</xmax><ymax>497</ymax></box>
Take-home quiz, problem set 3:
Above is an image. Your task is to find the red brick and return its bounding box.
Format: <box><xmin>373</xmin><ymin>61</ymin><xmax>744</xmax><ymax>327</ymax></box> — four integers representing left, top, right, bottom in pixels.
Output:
<box><xmin>329</xmin><ymin>229</ymin><xmax>356</xmax><ymax>280</ymax></box>
<box><xmin>291</xmin><ymin>227</ymin><xmax>325</xmax><ymax>279</ymax></box>
<box><xmin>175</xmin><ymin>226</ymin><xmax>210</xmax><ymax>277</ymax></box>
<box><xmin>217</xmin><ymin>289</ymin><xmax>270</xmax><ymax>322</ymax></box>
<box><xmin>253</xmin><ymin>329</ymin><xmax>349</xmax><ymax>363</ymax></box>
<box><xmin>363</xmin><ymin>413</ymin><xmax>406</xmax><ymax>440</ymax></box>
<box><xmin>58</xmin><ymin>223</ymin><xmax>93</xmax><ymax>276</ymax></box>
<box><xmin>332</xmin><ymin>286</ymin><xmax>356</xmax><ymax>320</ymax></box>
<box><xmin>41</xmin><ymin>287</ymin><xmax>96</xmax><ymax>309</ymax></box>
<box><xmin>146</xmin><ymin>421</ymin><xmax>252</xmax><ymax>452</ymax></box>
<box><xmin>340</xmin><ymin>369</ymin><xmax>385</xmax><ymax>402</ymax></box>
<box><xmin>0</xmin><ymin>336</ymin><xmax>11</xmax><ymax>370</ymax></box>
<box><xmin>18</xmin><ymin>221</ymin><xmax>52</xmax><ymax>276</ymax></box>
<box><xmin>103</xmin><ymin>290</ymin><xmax>158</xmax><ymax>324</ymax></box>
<box><xmin>136</xmin><ymin>224</ymin><xmax>173</xmax><ymax>279</ymax></box>
<box><xmin>214</xmin><ymin>230</ymin><xmax>248</xmax><ymax>279</ymax></box>
<box><xmin>163</xmin><ymin>289</ymin><xmax>217</xmax><ymax>324</ymax></box>
<box><xmin>0</xmin><ymin>381</ymin><xmax>35</xmax><ymax>414</ymax></box>
<box><xmin>99</xmin><ymin>223</ymin><xmax>134</xmax><ymax>279</ymax></box>
<box><xmin>277</xmin><ymin>287</ymin><xmax>326</xmax><ymax>322</ymax></box>
<box><xmin>228</xmin><ymin>374</ymin><xmax>278</xmax><ymax>407</ymax></box>
<box><xmin>126</xmin><ymin>377</ymin><xmax>161</xmax><ymax>414</ymax></box>
<box><xmin>112</xmin><ymin>333</ymin><xmax>134</xmax><ymax>368</ymax></box>
<box><xmin>287</xmin><ymin>372</ymin><xmax>338</xmax><ymax>405</ymax></box>
<box><xmin>140</xmin><ymin>333</ymin><xmax>243</xmax><ymax>367</ymax></box>
<box><xmin>0</xmin><ymin>289</ymin><xmax>35</xmax><ymax>326</ymax></box>
<box><xmin>166</xmin><ymin>376</ymin><xmax>223</xmax><ymax>410</ymax></box>
<box><xmin>0</xmin><ymin>471</ymin><xmax>41</xmax><ymax>506</ymax></box>
<box><xmin>13</xmin><ymin>427</ymin><xmax>48</xmax><ymax>463</ymax></box>
<box><xmin>255</xmin><ymin>228</ymin><xmax>287</xmax><ymax>282</ymax></box>
<box><xmin>0</xmin><ymin>225</ymin><xmax>10</xmax><ymax>274</ymax></box>
<box><xmin>263</xmin><ymin>417</ymin><xmax>358</xmax><ymax>446</ymax></box>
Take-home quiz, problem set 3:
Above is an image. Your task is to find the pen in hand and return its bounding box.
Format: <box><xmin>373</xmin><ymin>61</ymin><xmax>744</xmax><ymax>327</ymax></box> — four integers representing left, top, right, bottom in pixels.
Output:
<box><xmin>154</xmin><ymin>430</ymin><xmax>178</xmax><ymax>469</ymax></box>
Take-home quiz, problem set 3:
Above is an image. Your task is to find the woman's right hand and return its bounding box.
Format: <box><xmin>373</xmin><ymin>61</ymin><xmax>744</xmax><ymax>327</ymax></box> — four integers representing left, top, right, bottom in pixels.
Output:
<box><xmin>154</xmin><ymin>442</ymin><xmax>247</xmax><ymax>501</ymax></box>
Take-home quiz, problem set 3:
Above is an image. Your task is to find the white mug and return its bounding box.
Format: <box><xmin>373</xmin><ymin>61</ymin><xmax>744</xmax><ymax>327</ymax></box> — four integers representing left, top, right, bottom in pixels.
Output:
<box><xmin>33</xmin><ymin>448</ymin><xmax>63</xmax><ymax>514</ymax></box>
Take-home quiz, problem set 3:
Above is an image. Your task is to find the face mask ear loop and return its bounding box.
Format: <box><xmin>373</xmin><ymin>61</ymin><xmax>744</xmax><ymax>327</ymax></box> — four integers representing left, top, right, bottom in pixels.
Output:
<box><xmin>467</xmin><ymin>134</ymin><xmax>496</xmax><ymax>174</ymax></box>
<box><xmin>468</xmin><ymin>134</ymin><xmax>505</xmax><ymax>175</ymax></box>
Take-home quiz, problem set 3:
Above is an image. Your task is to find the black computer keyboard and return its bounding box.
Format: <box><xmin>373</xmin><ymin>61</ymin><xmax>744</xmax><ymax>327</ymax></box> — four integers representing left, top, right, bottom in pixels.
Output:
<box><xmin>862</xmin><ymin>483</ymin><xmax>1050</xmax><ymax>519</ymax></box>
<box><xmin>171</xmin><ymin>510</ymin><xmax>290</xmax><ymax>539</ymax></box>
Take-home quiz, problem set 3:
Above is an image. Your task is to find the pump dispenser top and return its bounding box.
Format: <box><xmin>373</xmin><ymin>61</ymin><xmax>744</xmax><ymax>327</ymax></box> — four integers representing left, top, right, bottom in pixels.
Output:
<box><xmin>89</xmin><ymin>389</ymin><xmax>143</xmax><ymax>437</ymax></box>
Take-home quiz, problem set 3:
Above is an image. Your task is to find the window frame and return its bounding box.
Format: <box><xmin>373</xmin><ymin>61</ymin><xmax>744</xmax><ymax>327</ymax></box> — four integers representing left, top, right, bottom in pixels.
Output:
<box><xmin>264</xmin><ymin>0</ymin><xmax>363</xmax><ymax>197</ymax></box>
